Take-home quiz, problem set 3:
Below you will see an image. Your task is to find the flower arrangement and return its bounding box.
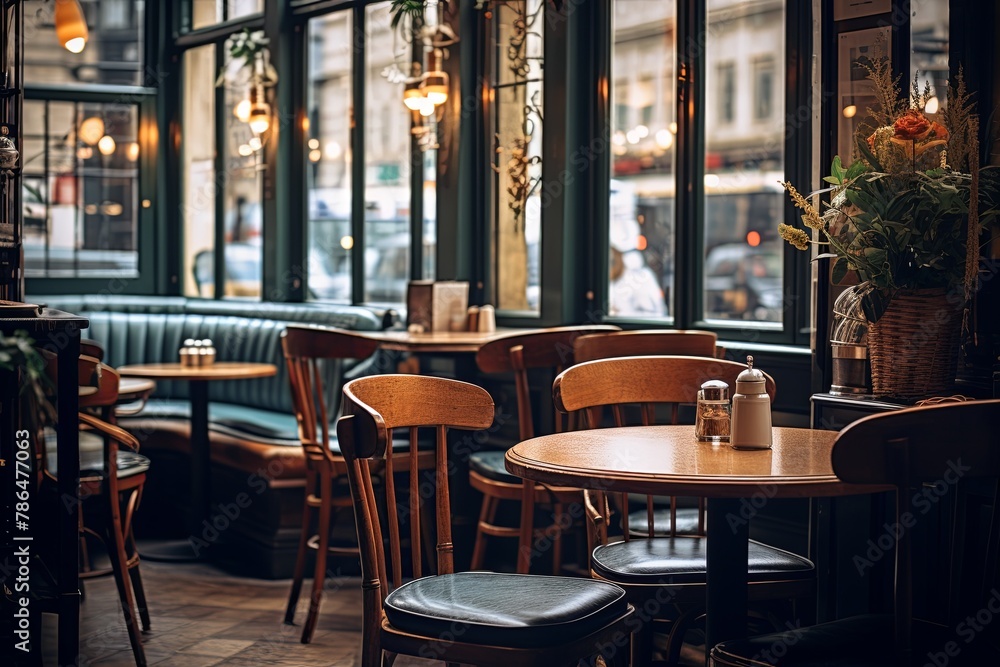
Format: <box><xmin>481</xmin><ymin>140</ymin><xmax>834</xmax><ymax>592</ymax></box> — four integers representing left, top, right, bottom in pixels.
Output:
<box><xmin>778</xmin><ymin>57</ymin><xmax>1000</xmax><ymax>325</ymax></box>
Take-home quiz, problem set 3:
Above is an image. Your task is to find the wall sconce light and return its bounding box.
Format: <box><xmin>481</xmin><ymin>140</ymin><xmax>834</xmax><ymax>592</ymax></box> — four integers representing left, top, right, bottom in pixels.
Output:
<box><xmin>55</xmin><ymin>0</ymin><xmax>89</xmax><ymax>54</ymax></box>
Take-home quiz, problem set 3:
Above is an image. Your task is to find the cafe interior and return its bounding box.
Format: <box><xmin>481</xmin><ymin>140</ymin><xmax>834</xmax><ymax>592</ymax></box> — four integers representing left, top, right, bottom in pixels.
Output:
<box><xmin>2</xmin><ymin>0</ymin><xmax>1000</xmax><ymax>665</ymax></box>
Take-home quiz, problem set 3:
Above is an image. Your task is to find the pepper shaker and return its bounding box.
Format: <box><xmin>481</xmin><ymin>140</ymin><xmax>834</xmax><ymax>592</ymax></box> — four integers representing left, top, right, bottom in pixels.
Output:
<box><xmin>695</xmin><ymin>380</ymin><xmax>730</xmax><ymax>443</ymax></box>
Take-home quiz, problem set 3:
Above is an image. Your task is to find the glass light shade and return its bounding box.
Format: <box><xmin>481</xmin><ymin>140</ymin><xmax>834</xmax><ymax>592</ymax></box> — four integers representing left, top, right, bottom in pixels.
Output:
<box><xmin>422</xmin><ymin>72</ymin><xmax>448</xmax><ymax>106</ymax></box>
<box><xmin>126</xmin><ymin>142</ymin><xmax>140</xmax><ymax>161</ymax></box>
<box><xmin>418</xmin><ymin>97</ymin><xmax>435</xmax><ymax>117</ymax></box>
<box><xmin>248</xmin><ymin>102</ymin><xmax>271</xmax><ymax>134</ymax></box>
<box><xmin>55</xmin><ymin>0</ymin><xmax>89</xmax><ymax>54</ymax></box>
<box><xmin>97</xmin><ymin>135</ymin><xmax>116</xmax><ymax>156</ymax></box>
<box><xmin>78</xmin><ymin>116</ymin><xmax>104</xmax><ymax>145</ymax></box>
<box><xmin>403</xmin><ymin>85</ymin><xmax>424</xmax><ymax>111</ymax></box>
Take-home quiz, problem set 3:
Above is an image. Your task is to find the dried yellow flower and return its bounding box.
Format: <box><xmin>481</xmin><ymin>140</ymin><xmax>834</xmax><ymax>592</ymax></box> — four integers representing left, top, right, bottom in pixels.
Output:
<box><xmin>778</xmin><ymin>223</ymin><xmax>811</xmax><ymax>251</ymax></box>
<box><xmin>781</xmin><ymin>181</ymin><xmax>823</xmax><ymax>229</ymax></box>
<box><xmin>940</xmin><ymin>149</ymin><xmax>948</xmax><ymax>170</ymax></box>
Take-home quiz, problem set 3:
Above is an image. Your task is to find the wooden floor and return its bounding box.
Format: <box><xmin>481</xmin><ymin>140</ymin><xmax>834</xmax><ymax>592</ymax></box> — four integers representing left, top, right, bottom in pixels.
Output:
<box><xmin>74</xmin><ymin>559</ymin><xmax>435</xmax><ymax>667</ymax></box>
<box><xmin>73</xmin><ymin>559</ymin><xmax>706</xmax><ymax>666</ymax></box>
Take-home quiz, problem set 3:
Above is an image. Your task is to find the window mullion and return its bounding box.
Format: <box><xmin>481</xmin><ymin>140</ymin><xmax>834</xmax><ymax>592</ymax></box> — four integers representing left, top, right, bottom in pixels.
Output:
<box><xmin>350</xmin><ymin>3</ymin><xmax>365</xmax><ymax>305</ymax></box>
<box><xmin>674</xmin><ymin>0</ymin><xmax>706</xmax><ymax>329</ymax></box>
<box><xmin>213</xmin><ymin>40</ymin><xmax>227</xmax><ymax>299</ymax></box>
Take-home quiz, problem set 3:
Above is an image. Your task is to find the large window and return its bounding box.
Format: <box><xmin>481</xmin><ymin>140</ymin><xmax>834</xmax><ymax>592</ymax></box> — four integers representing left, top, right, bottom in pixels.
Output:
<box><xmin>606</xmin><ymin>0</ymin><xmax>791</xmax><ymax>329</ymax></box>
<box><xmin>22</xmin><ymin>101</ymin><xmax>140</xmax><ymax>277</ymax></box>
<box><xmin>23</xmin><ymin>0</ymin><xmax>152</xmax><ymax>285</ymax></box>
<box><xmin>609</xmin><ymin>0</ymin><xmax>675</xmax><ymax>319</ymax></box>
<box><xmin>24</xmin><ymin>0</ymin><xmax>145</xmax><ymax>87</ymax></box>
<box><xmin>304</xmin><ymin>1</ymin><xmax>433</xmax><ymax>307</ymax></box>
<box><xmin>189</xmin><ymin>0</ymin><xmax>263</xmax><ymax>31</ymax></box>
<box><xmin>488</xmin><ymin>0</ymin><xmax>544</xmax><ymax>314</ymax></box>
<box><xmin>702</xmin><ymin>0</ymin><xmax>784</xmax><ymax>325</ymax></box>
<box><xmin>306</xmin><ymin>11</ymin><xmax>353</xmax><ymax>302</ymax></box>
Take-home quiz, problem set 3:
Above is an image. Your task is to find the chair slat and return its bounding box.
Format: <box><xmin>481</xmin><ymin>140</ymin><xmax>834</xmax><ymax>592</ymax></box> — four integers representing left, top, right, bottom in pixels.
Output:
<box><xmin>409</xmin><ymin>426</ymin><xmax>421</xmax><ymax>580</ymax></box>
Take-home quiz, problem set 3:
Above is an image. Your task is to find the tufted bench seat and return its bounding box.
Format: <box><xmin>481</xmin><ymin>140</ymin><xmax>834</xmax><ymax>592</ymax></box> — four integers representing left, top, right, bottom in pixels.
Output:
<box><xmin>36</xmin><ymin>295</ymin><xmax>392</xmax><ymax>577</ymax></box>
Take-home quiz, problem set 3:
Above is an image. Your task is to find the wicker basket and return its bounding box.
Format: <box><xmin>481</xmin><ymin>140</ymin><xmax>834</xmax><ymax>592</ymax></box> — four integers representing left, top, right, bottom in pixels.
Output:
<box><xmin>867</xmin><ymin>288</ymin><xmax>963</xmax><ymax>399</ymax></box>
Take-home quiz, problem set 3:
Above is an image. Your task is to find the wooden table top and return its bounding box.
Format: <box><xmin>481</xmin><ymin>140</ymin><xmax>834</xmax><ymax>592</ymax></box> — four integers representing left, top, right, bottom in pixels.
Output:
<box><xmin>506</xmin><ymin>425</ymin><xmax>891</xmax><ymax>498</ymax></box>
<box><xmin>118</xmin><ymin>362</ymin><xmax>277</xmax><ymax>381</ymax></box>
<box><xmin>360</xmin><ymin>329</ymin><xmax>516</xmax><ymax>353</ymax></box>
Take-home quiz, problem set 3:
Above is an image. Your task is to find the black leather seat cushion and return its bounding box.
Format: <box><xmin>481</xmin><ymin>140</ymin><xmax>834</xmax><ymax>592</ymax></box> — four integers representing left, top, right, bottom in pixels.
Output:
<box><xmin>46</xmin><ymin>431</ymin><xmax>151</xmax><ymax>480</ymax></box>
<box><xmin>469</xmin><ymin>450</ymin><xmax>521</xmax><ymax>484</ymax></box>
<box><xmin>627</xmin><ymin>508</ymin><xmax>701</xmax><ymax>536</ymax></box>
<box><xmin>710</xmin><ymin>615</ymin><xmax>893</xmax><ymax>666</ymax></box>
<box><xmin>383</xmin><ymin>572</ymin><xmax>628</xmax><ymax>648</ymax></box>
<box><xmin>592</xmin><ymin>537</ymin><xmax>814</xmax><ymax>585</ymax></box>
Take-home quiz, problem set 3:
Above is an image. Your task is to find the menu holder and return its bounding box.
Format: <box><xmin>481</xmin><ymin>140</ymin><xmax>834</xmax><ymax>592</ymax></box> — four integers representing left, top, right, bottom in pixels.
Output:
<box><xmin>406</xmin><ymin>280</ymin><xmax>470</xmax><ymax>332</ymax></box>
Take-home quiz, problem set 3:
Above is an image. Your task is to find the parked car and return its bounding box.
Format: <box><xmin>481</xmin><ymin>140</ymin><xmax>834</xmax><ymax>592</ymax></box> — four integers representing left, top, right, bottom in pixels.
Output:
<box><xmin>703</xmin><ymin>242</ymin><xmax>783</xmax><ymax>321</ymax></box>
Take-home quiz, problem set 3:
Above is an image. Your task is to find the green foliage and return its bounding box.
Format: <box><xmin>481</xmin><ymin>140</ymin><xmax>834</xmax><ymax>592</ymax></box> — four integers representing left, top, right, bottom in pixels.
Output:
<box><xmin>0</xmin><ymin>330</ymin><xmax>55</xmax><ymax>426</ymax></box>
<box><xmin>390</xmin><ymin>0</ymin><xmax>427</xmax><ymax>29</ymax></box>
<box><xmin>817</xmin><ymin>161</ymin><xmax>1000</xmax><ymax>322</ymax></box>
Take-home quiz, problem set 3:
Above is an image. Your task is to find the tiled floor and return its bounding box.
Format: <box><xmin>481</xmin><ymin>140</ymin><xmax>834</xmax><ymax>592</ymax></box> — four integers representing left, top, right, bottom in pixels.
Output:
<box><xmin>75</xmin><ymin>559</ymin><xmax>434</xmax><ymax>667</ymax></box>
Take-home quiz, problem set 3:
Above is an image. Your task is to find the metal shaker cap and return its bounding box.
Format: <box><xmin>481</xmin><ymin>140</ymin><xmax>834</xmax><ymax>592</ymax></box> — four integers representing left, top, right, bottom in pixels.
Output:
<box><xmin>736</xmin><ymin>355</ymin><xmax>767</xmax><ymax>393</ymax></box>
<box><xmin>700</xmin><ymin>380</ymin><xmax>729</xmax><ymax>401</ymax></box>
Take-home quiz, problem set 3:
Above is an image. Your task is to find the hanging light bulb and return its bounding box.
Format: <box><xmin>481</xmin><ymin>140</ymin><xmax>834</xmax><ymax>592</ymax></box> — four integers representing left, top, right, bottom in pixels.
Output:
<box><xmin>97</xmin><ymin>135</ymin><xmax>116</xmax><ymax>156</ymax></box>
<box><xmin>419</xmin><ymin>97</ymin><xmax>436</xmax><ymax>118</ymax></box>
<box><xmin>127</xmin><ymin>142</ymin><xmax>140</xmax><ymax>161</ymax></box>
<box><xmin>55</xmin><ymin>0</ymin><xmax>89</xmax><ymax>54</ymax></box>
<box><xmin>247</xmin><ymin>83</ymin><xmax>270</xmax><ymax>134</ymax></box>
<box><xmin>924</xmin><ymin>96</ymin><xmax>940</xmax><ymax>114</ymax></box>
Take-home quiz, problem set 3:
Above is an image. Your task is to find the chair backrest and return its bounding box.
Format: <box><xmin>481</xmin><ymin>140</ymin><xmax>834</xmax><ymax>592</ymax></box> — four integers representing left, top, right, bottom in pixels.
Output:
<box><xmin>281</xmin><ymin>325</ymin><xmax>381</xmax><ymax>467</ymax></box>
<box><xmin>78</xmin><ymin>356</ymin><xmax>120</xmax><ymax>410</ymax></box>
<box><xmin>337</xmin><ymin>375</ymin><xmax>494</xmax><ymax>621</ymax></box>
<box><xmin>475</xmin><ymin>325</ymin><xmax>619</xmax><ymax>440</ymax></box>
<box><xmin>554</xmin><ymin>355</ymin><xmax>775</xmax><ymax>541</ymax></box>
<box><xmin>573</xmin><ymin>329</ymin><xmax>720</xmax><ymax>363</ymax></box>
<box><xmin>831</xmin><ymin>399</ymin><xmax>1000</xmax><ymax>666</ymax></box>
<box><xmin>80</xmin><ymin>339</ymin><xmax>105</xmax><ymax>361</ymax></box>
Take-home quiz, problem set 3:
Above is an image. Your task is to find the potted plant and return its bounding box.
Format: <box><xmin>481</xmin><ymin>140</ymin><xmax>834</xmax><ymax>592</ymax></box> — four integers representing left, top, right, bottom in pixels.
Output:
<box><xmin>779</xmin><ymin>58</ymin><xmax>1000</xmax><ymax>398</ymax></box>
<box><xmin>0</xmin><ymin>329</ymin><xmax>54</xmax><ymax>432</ymax></box>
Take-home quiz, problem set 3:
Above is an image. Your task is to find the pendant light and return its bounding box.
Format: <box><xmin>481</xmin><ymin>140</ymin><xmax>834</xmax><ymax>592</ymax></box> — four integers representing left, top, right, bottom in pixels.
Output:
<box><xmin>55</xmin><ymin>0</ymin><xmax>89</xmax><ymax>54</ymax></box>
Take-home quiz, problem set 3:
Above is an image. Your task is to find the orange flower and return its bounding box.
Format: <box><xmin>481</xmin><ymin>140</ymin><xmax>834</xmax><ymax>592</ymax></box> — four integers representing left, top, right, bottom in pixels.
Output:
<box><xmin>893</xmin><ymin>109</ymin><xmax>931</xmax><ymax>141</ymax></box>
<box><xmin>926</xmin><ymin>121</ymin><xmax>949</xmax><ymax>141</ymax></box>
<box><xmin>866</xmin><ymin>132</ymin><xmax>877</xmax><ymax>150</ymax></box>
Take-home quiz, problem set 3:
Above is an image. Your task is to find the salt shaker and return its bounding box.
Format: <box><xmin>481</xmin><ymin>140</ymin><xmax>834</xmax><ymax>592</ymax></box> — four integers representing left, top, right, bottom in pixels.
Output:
<box><xmin>730</xmin><ymin>355</ymin><xmax>772</xmax><ymax>450</ymax></box>
<box><xmin>695</xmin><ymin>380</ymin><xmax>730</xmax><ymax>443</ymax></box>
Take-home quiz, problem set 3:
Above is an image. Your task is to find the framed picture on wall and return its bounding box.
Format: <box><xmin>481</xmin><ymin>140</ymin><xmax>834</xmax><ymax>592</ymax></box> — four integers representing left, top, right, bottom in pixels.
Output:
<box><xmin>837</xmin><ymin>26</ymin><xmax>891</xmax><ymax>162</ymax></box>
<box><xmin>833</xmin><ymin>0</ymin><xmax>891</xmax><ymax>22</ymax></box>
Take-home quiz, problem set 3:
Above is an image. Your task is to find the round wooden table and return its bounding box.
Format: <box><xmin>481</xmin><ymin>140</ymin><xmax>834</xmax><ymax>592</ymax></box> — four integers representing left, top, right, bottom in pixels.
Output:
<box><xmin>506</xmin><ymin>425</ymin><xmax>890</xmax><ymax>661</ymax></box>
<box><xmin>118</xmin><ymin>362</ymin><xmax>277</xmax><ymax>560</ymax></box>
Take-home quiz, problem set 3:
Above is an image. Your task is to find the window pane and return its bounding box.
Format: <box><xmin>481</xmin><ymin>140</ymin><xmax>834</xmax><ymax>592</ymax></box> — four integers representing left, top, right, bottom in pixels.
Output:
<box><xmin>222</xmin><ymin>70</ymin><xmax>263</xmax><ymax>299</ymax></box>
<box><xmin>182</xmin><ymin>45</ymin><xmax>216</xmax><ymax>297</ymax></box>
<box><xmin>24</xmin><ymin>0</ymin><xmax>145</xmax><ymax>87</ymax></box>
<box><xmin>911</xmin><ymin>2</ymin><xmax>949</xmax><ymax>111</ymax></box>
<box><xmin>306</xmin><ymin>11</ymin><xmax>353</xmax><ymax>302</ymax></box>
<box><xmin>191</xmin><ymin>0</ymin><xmax>263</xmax><ymax>31</ymax></box>
<box><xmin>364</xmin><ymin>3</ymin><xmax>411</xmax><ymax>305</ymax></box>
<box><xmin>608</xmin><ymin>1</ymin><xmax>674</xmax><ymax>320</ymax></box>
<box><xmin>22</xmin><ymin>100</ymin><xmax>139</xmax><ymax>278</ymax></box>
<box><xmin>423</xmin><ymin>149</ymin><xmax>437</xmax><ymax>281</ymax></box>
<box><xmin>491</xmin><ymin>0</ymin><xmax>543</xmax><ymax>313</ymax></box>
<box><xmin>702</xmin><ymin>0</ymin><xmax>784</xmax><ymax>325</ymax></box>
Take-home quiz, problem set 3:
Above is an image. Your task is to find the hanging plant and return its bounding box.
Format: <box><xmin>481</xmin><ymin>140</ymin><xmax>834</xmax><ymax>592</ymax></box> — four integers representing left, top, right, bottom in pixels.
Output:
<box><xmin>215</xmin><ymin>29</ymin><xmax>278</xmax><ymax>89</ymax></box>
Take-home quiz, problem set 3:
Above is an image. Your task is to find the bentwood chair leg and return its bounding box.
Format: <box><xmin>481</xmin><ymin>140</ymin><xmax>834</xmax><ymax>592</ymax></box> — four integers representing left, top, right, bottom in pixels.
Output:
<box><xmin>631</xmin><ymin>618</ymin><xmax>654</xmax><ymax>667</ymax></box>
<box><xmin>285</xmin><ymin>490</ymin><xmax>313</xmax><ymax>625</ymax></box>
<box><xmin>129</xmin><ymin>563</ymin><xmax>151</xmax><ymax>632</ymax></box>
<box><xmin>106</xmin><ymin>495</ymin><xmax>147</xmax><ymax>666</ymax></box>
<box><xmin>552</xmin><ymin>502</ymin><xmax>564</xmax><ymax>576</ymax></box>
<box><xmin>302</xmin><ymin>475</ymin><xmax>333</xmax><ymax>644</ymax></box>
<box><xmin>470</xmin><ymin>495</ymin><xmax>496</xmax><ymax>570</ymax></box>
<box><xmin>517</xmin><ymin>480</ymin><xmax>537</xmax><ymax>574</ymax></box>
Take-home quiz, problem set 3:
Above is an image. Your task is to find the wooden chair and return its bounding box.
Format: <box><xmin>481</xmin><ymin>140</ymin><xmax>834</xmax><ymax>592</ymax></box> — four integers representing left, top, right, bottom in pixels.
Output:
<box><xmin>281</xmin><ymin>325</ymin><xmax>436</xmax><ymax>643</ymax></box>
<box><xmin>710</xmin><ymin>399</ymin><xmax>1000</xmax><ymax>667</ymax></box>
<box><xmin>44</xmin><ymin>355</ymin><xmax>151</xmax><ymax>666</ymax></box>
<box><xmin>573</xmin><ymin>329</ymin><xmax>723</xmax><ymax>538</ymax></box>
<box><xmin>554</xmin><ymin>355</ymin><xmax>814</xmax><ymax>666</ymax></box>
<box><xmin>574</xmin><ymin>329</ymin><xmax>724</xmax><ymax>364</ymax></box>
<box><xmin>337</xmin><ymin>373</ymin><xmax>636</xmax><ymax>667</ymax></box>
<box><xmin>471</xmin><ymin>324</ymin><xmax>619</xmax><ymax>574</ymax></box>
